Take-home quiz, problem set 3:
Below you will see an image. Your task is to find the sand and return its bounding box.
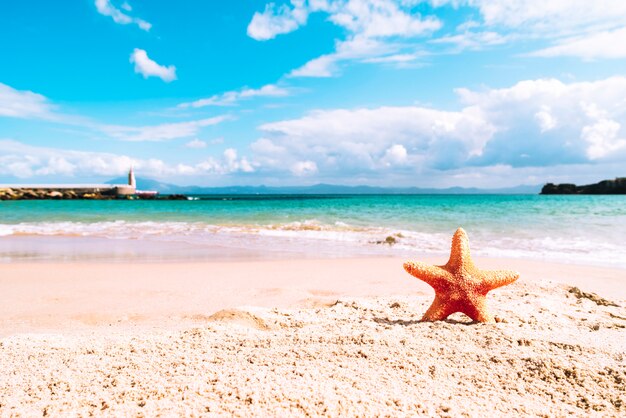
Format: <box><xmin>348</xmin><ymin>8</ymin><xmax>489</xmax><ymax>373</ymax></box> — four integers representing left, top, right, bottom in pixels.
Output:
<box><xmin>1</xmin><ymin>257</ymin><xmax>625</xmax><ymax>416</ymax></box>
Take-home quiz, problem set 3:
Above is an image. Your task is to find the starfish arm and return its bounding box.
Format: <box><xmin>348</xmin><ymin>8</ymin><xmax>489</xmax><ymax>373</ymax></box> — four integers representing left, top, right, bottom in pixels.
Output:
<box><xmin>446</xmin><ymin>227</ymin><xmax>473</xmax><ymax>271</ymax></box>
<box><xmin>461</xmin><ymin>296</ymin><xmax>495</xmax><ymax>323</ymax></box>
<box><xmin>403</xmin><ymin>261</ymin><xmax>451</xmax><ymax>289</ymax></box>
<box><xmin>420</xmin><ymin>295</ymin><xmax>458</xmax><ymax>322</ymax></box>
<box><xmin>481</xmin><ymin>269</ymin><xmax>519</xmax><ymax>291</ymax></box>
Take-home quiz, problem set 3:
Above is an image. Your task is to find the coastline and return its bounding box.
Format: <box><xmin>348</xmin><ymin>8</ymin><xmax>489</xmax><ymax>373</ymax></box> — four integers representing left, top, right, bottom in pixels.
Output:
<box><xmin>2</xmin><ymin>208</ymin><xmax>625</xmax><ymax>415</ymax></box>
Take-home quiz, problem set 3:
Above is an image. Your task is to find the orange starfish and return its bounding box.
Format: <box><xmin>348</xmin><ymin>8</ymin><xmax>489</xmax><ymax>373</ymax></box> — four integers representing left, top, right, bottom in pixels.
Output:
<box><xmin>403</xmin><ymin>228</ymin><xmax>519</xmax><ymax>323</ymax></box>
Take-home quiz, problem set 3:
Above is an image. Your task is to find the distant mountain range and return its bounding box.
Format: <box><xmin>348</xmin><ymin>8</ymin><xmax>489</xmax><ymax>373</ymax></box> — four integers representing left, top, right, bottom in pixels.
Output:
<box><xmin>106</xmin><ymin>177</ymin><xmax>542</xmax><ymax>195</ymax></box>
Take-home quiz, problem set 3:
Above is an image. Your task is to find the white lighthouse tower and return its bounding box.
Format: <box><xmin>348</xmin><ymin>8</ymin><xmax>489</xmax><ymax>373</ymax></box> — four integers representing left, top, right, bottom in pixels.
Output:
<box><xmin>114</xmin><ymin>166</ymin><xmax>137</xmax><ymax>196</ymax></box>
<box><xmin>128</xmin><ymin>166</ymin><xmax>136</xmax><ymax>189</ymax></box>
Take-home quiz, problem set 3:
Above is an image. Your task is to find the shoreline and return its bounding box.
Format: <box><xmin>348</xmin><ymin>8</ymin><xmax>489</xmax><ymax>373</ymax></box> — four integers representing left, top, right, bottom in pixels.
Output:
<box><xmin>2</xmin><ymin>233</ymin><xmax>626</xmax><ymax>270</ymax></box>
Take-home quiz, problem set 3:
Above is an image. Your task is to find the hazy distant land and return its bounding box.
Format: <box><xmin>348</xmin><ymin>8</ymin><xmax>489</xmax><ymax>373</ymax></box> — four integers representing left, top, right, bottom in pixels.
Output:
<box><xmin>106</xmin><ymin>177</ymin><xmax>543</xmax><ymax>195</ymax></box>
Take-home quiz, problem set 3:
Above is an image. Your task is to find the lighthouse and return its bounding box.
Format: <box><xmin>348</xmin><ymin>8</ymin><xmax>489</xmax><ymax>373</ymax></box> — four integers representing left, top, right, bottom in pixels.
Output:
<box><xmin>128</xmin><ymin>166</ymin><xmax>136</xmax><ymax>189</ymax></box>
<box><xmin>113</xmin><ymin>167</ymin><xmax>138</xmax><ymax>196</ymax></box>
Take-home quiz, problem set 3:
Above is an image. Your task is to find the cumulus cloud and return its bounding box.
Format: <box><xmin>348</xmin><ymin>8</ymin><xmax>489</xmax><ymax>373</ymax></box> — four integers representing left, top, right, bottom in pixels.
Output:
<box><xmin>94</xmin><ymin>0</ymin><xmax>151</xmax><ymax>31</ymax></box>
<box><xmin>291</xmin><ymin>160</ymin><xmax>318</xmax><ymax>176</ymax></box>
<box><xmin>100</xmin><ymin>116</ymin><xmax>229</xmax><ymax>142</ymax></box>
<box><xmin>0</xmin><ymin>83</ymin><xmax>56</xmax><ymax>120</ymax></box>
<box><xmin>0</xmin><ymin>140</ymin><xmax>254</xmax><ymax>179</ymax></box>
<box><xmin>0</xmin><ymin>139</ymin><xmax>135</xmax><ymax>178</ymax></box>
<box><xmin>178</xmin><ymin>84</ymin><xmax>289</xmax><ymax>108</ymax></box>
<box><xmin>250</xmin><ymin>0</ymin><xmax>440</xmax><ymax>77</ymax></box>
<box><xmin>193</xmin><ymin>148</ymin><xmax>255</xmax><ymax>175</ymax></box>
<box><xmin>130</xmin><ymin>49</ymin><xmax>177</xmax><ymax>82</ymax></box>
<box><xmin>251</xmin><ymin>76</ymin><xmax>626</xmax><ymax>180</ymax></box>
<box><xmin>455</xmin><ymin>76</ymin><xmax>626</xmax><ymax>165</ymax></box>
<box><xmin>581</xmin><ymin>119</ymin><xmax>625</xmax><ymax>160</ymax></box>
<box><xmin>382</xmin><ymin>144</ymin><xmax>408</xmax><ymax>166</ymax></box>
<box><xmin>254</xmin><ymin>105</ymin><xmax>494</xmax><ymax>173</ymax></box>
<box><xmin>534</xmin><ymin>106</ymin><xmax>557</xmax><ymax>133</ymax></box>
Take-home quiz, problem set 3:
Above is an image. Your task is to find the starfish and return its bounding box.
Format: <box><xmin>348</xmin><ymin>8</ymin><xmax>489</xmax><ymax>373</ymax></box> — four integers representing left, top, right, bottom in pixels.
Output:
<box><xmin>403</xmin><ymin>228</ymin><xmax>519</xmax><ymax>323</ymax></box>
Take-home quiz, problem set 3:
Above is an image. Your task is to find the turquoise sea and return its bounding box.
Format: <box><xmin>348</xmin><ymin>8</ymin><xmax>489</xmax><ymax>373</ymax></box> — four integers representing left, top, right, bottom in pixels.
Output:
<box><xmin>1</xmin><ymin>194</ymin><xmax>625</xmax><ymax>266</ymax></box>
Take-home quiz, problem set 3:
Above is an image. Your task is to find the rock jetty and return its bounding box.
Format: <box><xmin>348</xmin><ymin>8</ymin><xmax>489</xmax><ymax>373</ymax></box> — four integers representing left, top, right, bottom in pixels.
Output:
<box><xmin>0</xmin><ymin>188</ymin><xmax>187</xmax><ymax>200</ymax></box>
<box><xmin>0</xmin><ymin>188</ymin><xmax>117</xmax><ymax>200</ymax></box>
<box><xmin>541</xmin><ymin>177</ymin><xmax>626</xmax><ymax>194</ymax></box>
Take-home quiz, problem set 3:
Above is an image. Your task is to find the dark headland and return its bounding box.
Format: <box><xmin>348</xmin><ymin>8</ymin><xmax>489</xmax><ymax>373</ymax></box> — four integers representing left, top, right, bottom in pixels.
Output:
<box><xmin>541</xmin><ymin>177</ymin><xmax>626</xmax><ymax>194</ymax></box>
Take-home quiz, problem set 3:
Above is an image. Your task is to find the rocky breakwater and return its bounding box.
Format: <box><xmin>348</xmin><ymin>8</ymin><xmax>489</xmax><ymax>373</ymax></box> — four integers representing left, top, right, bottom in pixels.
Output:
<box><xmin>541</xmin><ymin>177</ymin><xmax>626</xmax><ymax>194</ymax></box>
<box><xmin>0</xmin><ymin>188</ymin><xmax>117</xmax><ymax>200</ymax></box>
<box><xmin>0</xmin><ymin>188</ymin><xmax>190</xmax><ymax>200</ymax></box>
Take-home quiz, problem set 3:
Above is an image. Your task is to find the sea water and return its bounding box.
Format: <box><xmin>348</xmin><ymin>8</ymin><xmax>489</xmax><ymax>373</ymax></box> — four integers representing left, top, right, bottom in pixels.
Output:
<box><xmin>0</xmin><ymin>194</ymin><xmax>624</xmax><ymax>267</ymax></box>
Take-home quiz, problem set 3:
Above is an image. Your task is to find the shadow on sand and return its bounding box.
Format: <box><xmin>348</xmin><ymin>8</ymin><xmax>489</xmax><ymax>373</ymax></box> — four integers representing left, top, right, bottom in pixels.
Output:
<box><xmin>371</xmin><ymin>316</ymin><xmax>475</xmax><ymax>326</ymax></box>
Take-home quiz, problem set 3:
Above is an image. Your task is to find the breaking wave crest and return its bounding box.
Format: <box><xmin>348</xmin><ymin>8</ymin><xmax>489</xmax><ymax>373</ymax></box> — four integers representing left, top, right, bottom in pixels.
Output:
<box><xmin>0</xmin><ymin>220</ymin><xmax>624</xmax><ymax>268</ymax></box>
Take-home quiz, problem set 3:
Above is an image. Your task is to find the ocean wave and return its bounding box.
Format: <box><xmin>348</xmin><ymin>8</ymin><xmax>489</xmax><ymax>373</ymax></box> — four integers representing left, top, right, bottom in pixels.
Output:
<box><xmin>0</xmin><ymin>221</ymin><xmax>624</xmax><ymax>268</ymax></box>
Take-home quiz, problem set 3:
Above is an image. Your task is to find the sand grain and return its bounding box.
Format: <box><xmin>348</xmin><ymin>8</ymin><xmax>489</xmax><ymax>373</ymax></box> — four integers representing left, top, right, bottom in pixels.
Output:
<box><xmin>1</xmin><ymin>282</ymin><xmax>624</xmax><ymax>417</ymax></box>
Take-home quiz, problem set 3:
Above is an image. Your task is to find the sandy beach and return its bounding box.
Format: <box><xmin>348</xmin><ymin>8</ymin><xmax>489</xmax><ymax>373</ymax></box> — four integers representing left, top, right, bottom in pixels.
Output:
<box><xmin>4</xmin><ymin>0</ymin><xmax>626</xmax><ymax>415</ymax></box>
<box><xmin>1</xmin><ymin>257</ymin><xmax>625</xmax><ymax>416</ymax></box>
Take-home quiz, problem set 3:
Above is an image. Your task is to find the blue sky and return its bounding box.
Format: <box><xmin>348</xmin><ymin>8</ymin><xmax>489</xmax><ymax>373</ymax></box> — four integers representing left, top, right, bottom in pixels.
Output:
<box><xmin>1</xmin><ymin>0</ymin><xmax>626</xmax><ymax>187</ymax></box>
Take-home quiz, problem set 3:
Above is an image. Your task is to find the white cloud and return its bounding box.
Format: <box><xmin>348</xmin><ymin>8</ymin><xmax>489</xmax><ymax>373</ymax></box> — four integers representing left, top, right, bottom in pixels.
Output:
<box><xmin>249</xmin><ymin>0</ymin><xmax>626</xmax><ymax>70</ymax></box>
<box><xmin>129</xmin><ymin>49</ymin><xmax>177</xmax><ymax>82</ymax></box>
<box><xmin>425</xmin><ymin>0</ymin><xmax>626</xmax><ymax>56</ymax></box>
<box><xmin>430</xmin><ymin>31</ymin><xmax>507</xmax><ymax>51</ymax></box>
<box><xmin>456</xmin><ymin>20</ymin><xmax>480</xmax><ymax>32</ymax></box>
<box><xmin>382</xmin><ymin>144</ymin><xmax>408</xmax><ymax>166</ymax></box>
<box><xmin>251</xmin><ymin>76</ymin><xmax>626</xmax><ymax>179</ymax></box>
<box><xmin>290</xmin><ymin>35</ymin><xmax>404</xmax><ymax>77</ymax></box>
<box><xmin>185</xmin><ymin>139</ymin><xmax>207</xmax><ymax>149</ymax></box>
<box><xmin>0</xmin><ymin>83</ymin><xmax>228</xmax><ymax>143</ymax></box>
<box><xmin>178</xmin><ymin>84</ymin><xmax>289</xmax><ymax>108</ymax></box>
<box><xmin>247</xmin><ymin>0</ymin><xmax>309</xmax><ymax>40</ymax></box>
<box><xmin>534</xmin><ymin>106</ymin><xmax>557</xmax><ymax>132</ymax></box>
<box><xmin>254</xmin><ymin>105</ymin><xmax>494</xmax><ymax>173</ymax></box>
<box><xmin>0</xmin><ymin>140</ymin><xmax>254</xmax><ymax>179</ymax></box>
<box><xmin>289</xmin><ymin>55</ymin><xmax>338</xmax><ymax>77</ymax></box>
<box><xmin>0</xmin><ymin>139</ymin><xmax>134</xmax><ymax>178</ymax></box>
<box><xmin>251</xmin><ymin>0</ymin><xmax>440</xmax><ymax>77</ymax></box>
<box><xmin>101</xmin><ymin>116</ymin><xmax>229</xmax><ymax>142</ymax></box>
<box><xmin>224</xmin><ymin>148</ymin><xmax>255</xmax><ymax>173</ymax></box>
<box><xmin>462</xmin><ymin>0</ymin><xmax>626</xmax><ymax>34</ymax></box>
<box><xmin>195</xmin><ymin>148</ymin><xmax>255</xmax><ymax>175</ymax></box>
<box><xmin>291</xmin><ymin>161</ymin><xmax>318</xmax><ymax>176</ymax></box>
<box><xmin>453</xmin><ymin>76</ymin><xmax>626</xmax><ymax>164</ymax></box>
<box><xmin>290</xmin><ymin>55</ymin><xmax>337</xmax><ymax>78</ymax></box>
<box><xmin>362</xmin><ymin>53</ymin><xmax>423</xmax><ymax>63</ymax></box>
<box><xmin>94</xmin><ymin>0</ymin><xmax>151</xmax><ymax>31</ymax></box>
<box><xmin>581</xmin><ymin>119</ymin><xmax>625</xmax><ymax>159</ymax></box>
<box><xmin>529</xmin><ymin>27</ymin><xmax>626</xmax><ymax>60</ymax></box>
<box><xmin>0</xmin><ymin>83</ymin><xmax>56</xmax><ymax>120</ymax></box>
<box><xmin>329</xmin><ymin>0</ymin><xmax>441</xmax><ymax>38</ymax></box>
